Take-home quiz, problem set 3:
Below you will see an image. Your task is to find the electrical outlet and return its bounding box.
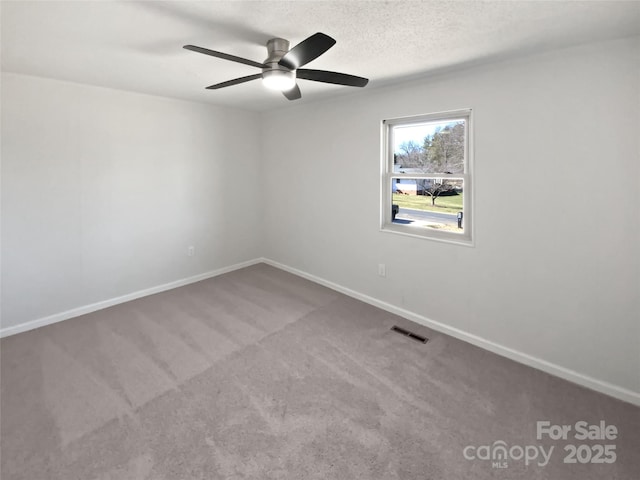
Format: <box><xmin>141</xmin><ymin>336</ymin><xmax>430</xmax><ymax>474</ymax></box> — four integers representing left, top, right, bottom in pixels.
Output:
<box><xmin>378</xmin><ymin>263</ymin><xmax>386</xmax><ymax>277</ymax></box>
<box><xmin>187</xmin><ymin>246</ymin><xmax>195</xmax><ymax>257</ymax></box>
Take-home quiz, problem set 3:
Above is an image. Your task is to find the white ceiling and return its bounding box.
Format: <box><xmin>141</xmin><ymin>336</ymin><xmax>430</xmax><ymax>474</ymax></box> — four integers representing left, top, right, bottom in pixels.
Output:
<box><xmin>2</xmin><ymin>1</ymin><xmax>639</xmax><ymax>112</ymax></box>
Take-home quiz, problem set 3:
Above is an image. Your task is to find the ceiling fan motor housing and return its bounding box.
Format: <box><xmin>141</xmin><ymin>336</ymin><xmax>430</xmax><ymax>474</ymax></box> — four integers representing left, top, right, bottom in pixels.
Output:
<box><xmin>264</xmin><ymin>38</ymin><xmax>291</xmax><ymax>73</ymax></box>
<box><xmin>262</xmin><ymin>38</ymin><xmax>296</xmax><ymax>90</ymax></box>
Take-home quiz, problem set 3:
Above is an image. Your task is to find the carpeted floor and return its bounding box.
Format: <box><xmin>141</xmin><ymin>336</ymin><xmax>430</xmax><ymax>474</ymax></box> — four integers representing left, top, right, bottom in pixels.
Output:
<box><xmin>1</xmin><ymin>263</ymin><xmax>638</xmax><ymax>479</ymax></box>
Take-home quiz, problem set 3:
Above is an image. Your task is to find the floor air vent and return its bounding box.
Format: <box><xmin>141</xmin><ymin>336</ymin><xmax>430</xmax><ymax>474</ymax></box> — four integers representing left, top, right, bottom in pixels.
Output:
<box><xmin>390</xmin><ymin>325</ymin><xmax>428</xmax><ymax>344</ymax></box>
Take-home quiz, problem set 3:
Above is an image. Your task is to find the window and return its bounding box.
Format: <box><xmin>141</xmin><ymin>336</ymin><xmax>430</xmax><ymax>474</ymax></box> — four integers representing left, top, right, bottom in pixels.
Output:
<box><xmin>381</xmin><ymin>109</ymin><xmax>473</xmax><ymax>245</ymax></box>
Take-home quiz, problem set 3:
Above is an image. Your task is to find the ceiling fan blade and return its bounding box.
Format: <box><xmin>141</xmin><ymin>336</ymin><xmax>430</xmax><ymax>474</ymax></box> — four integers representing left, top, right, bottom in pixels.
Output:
<box><xmin>184</xmin><ymin>45</ymin><xmax>266</xmax><ymax>69</ymax></box>
<box><xmin>282</xmin><ymin>84</ymin><xmax>302</xmax><ymax>101</ymax></box>
<box><xmin>206</xmin><ymin>74</ymin><xmax>262</xmax><ymax>90</ymax></box>
<box><xmin>278</xmin><ymin>32</ymin><xmax>336</xmax><ymax>70</ymax></box>
<box><xmin>296</xmin><ymin>69</ymin><xmax>369</xmax><ymax>87</ymax></box>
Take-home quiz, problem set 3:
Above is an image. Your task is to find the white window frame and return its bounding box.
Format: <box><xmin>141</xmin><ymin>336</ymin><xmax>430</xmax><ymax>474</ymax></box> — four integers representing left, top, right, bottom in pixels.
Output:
<box><xmin>381</xmin><ymin>109</ymin><xmax>474</xmax><ymax>246</ymax></box>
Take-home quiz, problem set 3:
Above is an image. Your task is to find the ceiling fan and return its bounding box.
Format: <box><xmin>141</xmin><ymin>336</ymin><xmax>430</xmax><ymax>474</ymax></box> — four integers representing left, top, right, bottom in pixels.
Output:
<box><xmin>183</xmin><ymin>32</ymin><xmax>368</xmax><ymax>100</ymax></box>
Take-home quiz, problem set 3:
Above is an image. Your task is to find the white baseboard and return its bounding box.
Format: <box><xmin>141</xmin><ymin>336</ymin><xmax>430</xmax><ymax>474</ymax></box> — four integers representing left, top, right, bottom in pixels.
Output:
<box><xmin>0</xmin><ymin>258</ymin><xmax>263</xmax><ymax>339</ymax></box>
<box><xmin>261</xmin><ymin>258</ymin><xmax>640</xmax><ymax>407</ymax></box>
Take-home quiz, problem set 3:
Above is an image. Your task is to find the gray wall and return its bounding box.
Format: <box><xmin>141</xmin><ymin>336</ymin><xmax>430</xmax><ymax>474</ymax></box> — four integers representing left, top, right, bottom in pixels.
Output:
<box><xmin>1</xmin><ymin>73</ymin><xmax>263</xmax><ymax>328</ymax></box>
<box><xmin>261</xmin><ymin>37</ymin><xmax>640</xmax><ymax>394</ymax></box>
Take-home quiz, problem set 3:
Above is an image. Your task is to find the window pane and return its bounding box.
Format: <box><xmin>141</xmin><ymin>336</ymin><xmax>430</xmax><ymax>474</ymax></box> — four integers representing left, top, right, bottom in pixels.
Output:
<box><xmin>393</xmin><ymin>119</ymin><xmax>465</xmax><ymax>174</ymax></box>
<box><xmin>391</xmin><ymin>179</ymin><xmax>464</xmax><ymax>233</ymax></box>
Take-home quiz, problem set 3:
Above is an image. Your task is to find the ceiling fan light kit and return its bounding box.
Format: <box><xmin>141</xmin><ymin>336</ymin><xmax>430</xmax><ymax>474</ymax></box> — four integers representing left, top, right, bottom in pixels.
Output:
<box><xmin>184</xmin><ymin>32</ymin><xmax>368</xmax><ymax>100</ymax></box>
<box><xmin>262</xmin><ymin>70</ymin><xmax>296</xmax><ymax>91</ymax></box>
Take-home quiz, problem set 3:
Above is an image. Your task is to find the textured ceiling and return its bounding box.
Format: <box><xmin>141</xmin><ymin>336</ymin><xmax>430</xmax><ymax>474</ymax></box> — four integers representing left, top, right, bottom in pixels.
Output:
<box><xmin>2</xmin><ymin>1</ymin><xmax>639</xmax><ymax>112</ymax></box>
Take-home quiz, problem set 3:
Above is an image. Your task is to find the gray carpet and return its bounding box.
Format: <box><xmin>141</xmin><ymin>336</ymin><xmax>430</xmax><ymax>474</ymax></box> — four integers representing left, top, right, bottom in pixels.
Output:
<box><xmin>1</xmin><ymin>263</ymin><xmax>638</xmax><ymax>479</ymax></box>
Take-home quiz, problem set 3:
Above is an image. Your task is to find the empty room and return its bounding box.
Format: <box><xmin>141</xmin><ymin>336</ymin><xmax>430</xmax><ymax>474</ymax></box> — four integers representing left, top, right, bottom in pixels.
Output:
<box><xmin>1</xmin><ymin>1</ymin><xmax>639</xmax><ymax>479</ymax></box>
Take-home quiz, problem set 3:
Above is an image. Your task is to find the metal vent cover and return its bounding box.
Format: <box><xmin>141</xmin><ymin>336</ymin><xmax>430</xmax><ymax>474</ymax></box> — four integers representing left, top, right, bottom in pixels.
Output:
<box><xmin>390</xmin><ymin>325</ymin><xmax>428</xmax><ymax>343</ymax></box>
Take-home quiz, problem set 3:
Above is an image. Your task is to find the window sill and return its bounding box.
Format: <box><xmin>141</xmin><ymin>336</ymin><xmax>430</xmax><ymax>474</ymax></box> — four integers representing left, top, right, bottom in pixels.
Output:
<box><xmin>381</xmin><ymin>222</ymin><xmax>474</xmax><ymax>247</ymax></box>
